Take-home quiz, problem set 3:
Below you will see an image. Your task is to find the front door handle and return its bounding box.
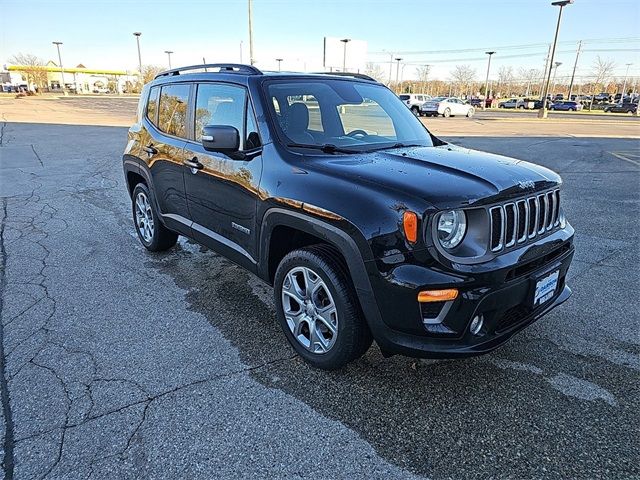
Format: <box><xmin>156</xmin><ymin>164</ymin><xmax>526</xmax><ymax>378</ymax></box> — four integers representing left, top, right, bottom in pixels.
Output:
<box><xmin>143</xmin><ymin>145</ymin><xmax>158</xmax><ymax>155</ymax></box>
<box><xmin>183</xmin><ymin>157</ymin><xmax>204</xmax><ymax>170</ymax></box>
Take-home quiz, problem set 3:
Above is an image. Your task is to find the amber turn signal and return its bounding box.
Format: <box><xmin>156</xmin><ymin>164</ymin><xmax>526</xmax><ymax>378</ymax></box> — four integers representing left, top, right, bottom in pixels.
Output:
<box><xmin>417</xmin><ymin>289</ymin><xmax>459</xmax><ymax>303</ymax></box>
<box><xmin>403</xmin><ymin>211</ymin><xmax>418</xmax><ymax>243</ymax></box>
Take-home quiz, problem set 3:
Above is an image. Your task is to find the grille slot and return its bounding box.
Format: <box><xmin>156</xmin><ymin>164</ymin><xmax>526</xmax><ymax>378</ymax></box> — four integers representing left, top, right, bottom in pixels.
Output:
<box><xmin>487</xmin><ymin>189</ymin><xmax>560</xmax><ymax>254</ymax></box>
<box><xmin>490</xmin><ymin>206</ymin><xmax>504</xmax><ymax>251</ymax></box>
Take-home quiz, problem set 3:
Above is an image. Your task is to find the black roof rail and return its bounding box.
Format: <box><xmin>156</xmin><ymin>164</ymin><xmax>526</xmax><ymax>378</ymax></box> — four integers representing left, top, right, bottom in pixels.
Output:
<box><xmin>312</xmin><ymin>71</ymin><xmax>378</xmax><ymax>82</ymax></box>
<box><xmin>154</xmin><ymin>63</ymin><xmax>263</xmax><ymax>79</ymax></box>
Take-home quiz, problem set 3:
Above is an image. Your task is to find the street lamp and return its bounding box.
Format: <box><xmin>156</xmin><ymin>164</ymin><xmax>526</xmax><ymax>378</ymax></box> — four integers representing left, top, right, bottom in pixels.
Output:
<box><xmin>395</xmin><ymin>57</ymin><xmax>403</xmax><ymax>91</ymax></box>
<box><xmin>133</xmin><ymin>32</ymin><xmax>142</xmax><ymax>77</ymax></box>
<box><xmin>483</xmin><ymin>51</ymin><xmax>496</xmax><ymax>110</ymax></box>
<box><xmin>52</xmin><ymin>41</ymin><xmax>67</xmax><ymax>96</ymax></box>
<box><xmin>164</xmin><ymin>50</ymin><xmax>173</xmax><ymax>69</ymax></box>
<box><xmin>340</xmin><ymin>38</ymin><xmax>351</xmax><ymax>72</ymax></box>
<box><xmin>621</xmin><ymin>63</ymin><xmax>632</xmax><ymax>103</ymax></box>
<box><xmin>538</xmin><ymin>0</ymin><xmax>573</xmax><ymax>119</ymax></box>
<box><xmin>551</xmin><ymin>61</ymin><xmax>562</xmax><ymax>98</ymax></box>
<box><xmin>275</xmin><ymin>58</ymin><xmax>283</xmax><ymax>71</ymax></box>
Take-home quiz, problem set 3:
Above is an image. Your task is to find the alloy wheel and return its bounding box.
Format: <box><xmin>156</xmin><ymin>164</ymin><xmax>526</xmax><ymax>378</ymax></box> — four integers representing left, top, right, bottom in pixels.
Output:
<box><xmin>281</xmin><ymin>266</ymin><xmax>338</xmax><ymax>354</ymax></box>
<box><xmin>135</xmin><ymin>191</ymin><xmax>154</xmax><ymax>243</ymax></box>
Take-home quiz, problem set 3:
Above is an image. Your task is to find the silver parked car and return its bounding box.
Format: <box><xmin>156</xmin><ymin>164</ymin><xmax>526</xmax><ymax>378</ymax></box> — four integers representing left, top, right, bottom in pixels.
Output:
<box><xmin>420</xmin><ymin>97</ymin><xmax>475</xmax><ymax>118</ymax></box>
<box><xmin>399</xmin><ymin>93</ymin><xmax>431</xmax><ymax>116</ymax></box>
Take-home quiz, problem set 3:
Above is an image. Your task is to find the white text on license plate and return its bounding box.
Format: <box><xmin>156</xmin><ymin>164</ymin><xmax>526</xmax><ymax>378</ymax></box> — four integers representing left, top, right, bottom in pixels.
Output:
<box><xmin>534</xmin><ymin>270</ymin><xmax>559</xmax><ymax>306</ymax></box>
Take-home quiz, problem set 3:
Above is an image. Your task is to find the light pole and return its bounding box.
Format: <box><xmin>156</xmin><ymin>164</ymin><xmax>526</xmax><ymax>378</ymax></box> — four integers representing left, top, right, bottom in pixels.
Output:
<box><xmin>133</xmin><ymin>32</ymin><xmax>142</xmax><ymax>78</ymax></box>
<box><xmin>483</xmin><ymin>51</ymin><xmax>495</xmax><ymax>110</ymax></box>
<box><xmin>551</xmin><ymin>61</ymin><xmax>562</xmax><ymax>98</ymax></box>
<box><xmin>620</xmin><ymin>63</ymin><xmax>632</xmax><ymax>102</ymax></box>
<box><xmin>164</xmin><ymin>50</ymin><xmax>173</xmax><ymax>69</ymax></box>
<box><xmin>52</xmin><ymin>41</ymin><xmax>67</xmax><ymax>96</ymax></box>
<box><xmin>538</xmin><ymin>0</ymin><xmax>573</xmax><ymax>119</ymax></box>
<box><xmin>275</xmin><ymin>58</ymin><xmax>283</xmax><ymax>71</ymax></box>
<box><xmin>340</xmin><ymin>38</ymin><xmax>351</xmax><ymax>72</ymax></box>
<box><xmin>395</xmin><ymin>57</ymin><xmax>403</xmax><ymax>92</ymax></box>
<box><xmin>248</xmin><ymin>0</ymin><xmax>255</xmax><ymax>65</ymax></box>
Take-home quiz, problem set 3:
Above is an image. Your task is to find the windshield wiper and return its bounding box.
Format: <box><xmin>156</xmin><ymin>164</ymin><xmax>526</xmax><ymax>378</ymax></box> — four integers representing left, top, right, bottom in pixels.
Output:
<box><xmin>369</xmin><ymin>143</ymin><xmax>424</xmax><ymax>152</ymax></box>
<box><xmin>286</xmin><ymin>143</ymin><xmax>360</xmax><ymax>154</ymax></box>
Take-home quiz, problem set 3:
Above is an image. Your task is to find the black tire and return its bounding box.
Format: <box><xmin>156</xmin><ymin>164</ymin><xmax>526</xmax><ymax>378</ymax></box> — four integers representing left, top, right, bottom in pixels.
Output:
<box><xmin>411</xmin><ymin>106</ymin><xmax>420</xmax><ymax>117</ymax></box>
<box><xmin>131</xmin><ymin>183</ymin><xmax>178</xmax><ymax>252</ymax></box>
<box><xmin>274</xmin><ymin>244</ymin><xmax>373</xmax><ymax>370</ymax></box>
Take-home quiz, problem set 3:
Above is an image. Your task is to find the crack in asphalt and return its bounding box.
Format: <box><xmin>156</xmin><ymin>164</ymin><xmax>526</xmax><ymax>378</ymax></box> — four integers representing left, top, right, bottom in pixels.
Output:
<box><xmin>0</xmin><ymin>197</ymin><xmax>16</xmax><ymax>480</ymax></box>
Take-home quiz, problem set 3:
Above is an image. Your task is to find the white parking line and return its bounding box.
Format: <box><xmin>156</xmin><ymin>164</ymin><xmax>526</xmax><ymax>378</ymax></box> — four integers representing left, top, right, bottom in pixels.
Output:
<box><xmin>609</xmin><ymin>151</ymin><xmax>640</xmax><ymax>167</ymax></box>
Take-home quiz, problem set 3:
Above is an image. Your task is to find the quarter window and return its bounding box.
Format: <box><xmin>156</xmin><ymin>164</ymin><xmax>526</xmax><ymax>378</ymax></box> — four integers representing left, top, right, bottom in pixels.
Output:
<box><xmin>158</xmin><ymin>84</ymin><xmax>190</xmax><ymax>138</ymax></box>
<box><xmin>146</xmin><ymin>86</ymin><xmax>160</xmax><ymax>126</ymax></box>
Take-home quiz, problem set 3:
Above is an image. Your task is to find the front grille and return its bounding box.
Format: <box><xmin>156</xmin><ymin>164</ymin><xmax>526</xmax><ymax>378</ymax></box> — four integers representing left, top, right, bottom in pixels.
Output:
<box><xmin>489</xmin><ymin>189</ymin><xmax>560</xmax><ymax>252</ymax></box>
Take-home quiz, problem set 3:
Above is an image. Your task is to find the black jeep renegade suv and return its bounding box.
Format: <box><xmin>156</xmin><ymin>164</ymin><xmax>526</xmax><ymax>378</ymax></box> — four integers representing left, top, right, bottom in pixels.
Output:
<box><xmin>123</xmin><ymin>64</ymin><xmax>574</xmax><ymax>369</ymax></box>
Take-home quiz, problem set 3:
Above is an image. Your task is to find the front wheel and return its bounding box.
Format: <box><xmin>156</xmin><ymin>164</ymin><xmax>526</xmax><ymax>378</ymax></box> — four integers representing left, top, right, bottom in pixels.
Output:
<box><xmin>443</xmin><ymin>108</ymin><xmax>451</xmax><ymax>118</ymax></box>
<box><xmin>132</xmin><ymin>183</ymin><xmax>178</xmax><ymax>251</ymax></box>
<box><xmin>466</xmin><ymin>108</ymin><xmax>475</xmax><ymax>118</ymax></box>
<box><xmin>274</xmin><ymin>245</ymin><xmax>373</xmax><ymax>370</ymax></box>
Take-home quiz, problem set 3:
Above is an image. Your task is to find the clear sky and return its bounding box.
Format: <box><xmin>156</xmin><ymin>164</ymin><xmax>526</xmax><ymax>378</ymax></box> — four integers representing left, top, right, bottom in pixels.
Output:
<box><xmin>1</xmin><ymin>0</ymin><xmax>639</xmax><ymax>82</ymax></box>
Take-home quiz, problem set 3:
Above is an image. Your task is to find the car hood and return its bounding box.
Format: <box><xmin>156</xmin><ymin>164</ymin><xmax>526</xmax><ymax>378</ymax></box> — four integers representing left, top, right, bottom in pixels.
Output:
<box><xmin>304</xmin><ymin>144</ymin><xmax>561</xmax><ymax>209</ymax></box>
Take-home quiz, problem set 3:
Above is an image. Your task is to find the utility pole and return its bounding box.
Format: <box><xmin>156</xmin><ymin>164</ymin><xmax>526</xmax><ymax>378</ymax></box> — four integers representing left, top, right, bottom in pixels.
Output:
<box><xmin>248</xmin><ymin>0</ymin><xmax>255</xmax><ymax>65</ymax></box>
<box><xmin>621</xmin><ymin>63</ymin><xmax>632</xmax><ymax>102</ymax></box>
<box><xmin>538</xmin><ymin>0</ymin><xmax>573</xmax><ymax>119</ymax></box>
<box><xmin>483</xmin><ymin>51</ymin><xmax>495</xmax><ymax>110</ymax></box>
<box><xmin>340</xmin><ymin>38</ymin><xmax>351</xmax><ymax>72</ymax></box>
<box><xmin>395</xmin><ymin>58</ymin><xmax>402</xmax><ymax>92</ymax></box>
<box><xmin>52</xmin><ymin>41</ymin><xmax>67</xmax><ymax>96</ymax></box>
<box><xmin>240</xmin><ymin>41</ymin><xmax>243</xmax><ymax>63</ymax></box>
<box><xmin>387</xmin><ymin>52</ymin><xmax>394</xmax><ymax>85</ymax></box>
<box><xmin>164</xmin><ymin>51</ymin><xmax>173</xmax><ymax>69</ymax></box>
<box><xmin>421</xmin><ymin>64</ymin><xmax>432</xmax><ymax>95</ymax></box>
<box><xmin>133</xmin><ymin>32</ymin><xmax>142</xmax><ymax>79</ymax></box>
<box><xmin>539</xmin><ymin>44</ymin><xmax>552</xmax><ymax>99</ymax></box>
<box><xmin>276</xmin><ymin>58</ymin><xmax>283</xmax><ymax>71</ymax></box>
<box><xmin>551</xmin><ymin>61</ymin><xmax>562</xmax><ymax>98</ymax></box>
<box><xmin>567</xmin><ymin>40</ymin><xmax>581</xmax><ymax>99</ymax></box>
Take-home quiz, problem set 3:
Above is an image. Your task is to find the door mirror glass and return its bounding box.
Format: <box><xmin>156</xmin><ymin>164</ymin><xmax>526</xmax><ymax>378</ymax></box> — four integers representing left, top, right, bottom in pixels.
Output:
<box><xmin>201</xmin><ymin>125</ymin><xmax>240</xmax><ymax>153</ymax></box>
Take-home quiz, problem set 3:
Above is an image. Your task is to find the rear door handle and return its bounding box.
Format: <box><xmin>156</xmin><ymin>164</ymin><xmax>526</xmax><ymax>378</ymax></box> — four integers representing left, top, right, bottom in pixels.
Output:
<box><xmin>183</xmin><ymin>157</ymin><xmax>204</xmax><ymax>170</ymax></box>
<box><xmin>143</xmin><ymin>145</ymin><xmax>158</xmax><ymax>155</ymax></box>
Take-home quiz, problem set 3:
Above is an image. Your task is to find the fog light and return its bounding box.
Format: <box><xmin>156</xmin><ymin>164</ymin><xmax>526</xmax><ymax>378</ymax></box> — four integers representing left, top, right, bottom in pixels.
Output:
<box><xmin>470</xmin><ymin>315</ymin><xmax>484</xmax><ymax>335</ymax></box>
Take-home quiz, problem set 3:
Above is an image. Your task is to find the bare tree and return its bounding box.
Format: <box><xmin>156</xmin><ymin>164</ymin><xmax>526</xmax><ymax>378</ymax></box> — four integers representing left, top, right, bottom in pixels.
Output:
<box><xmin>518</xmin><ymin>67</ymin><xmax>541</xmax><ymax>96</ymax></box>
<box><xmin>141</xmin><ymin>65</ymin><xmax>165</xmax><ymax>85</ymax></box>
<box><xmin>591</xmin><ymin>56</ymin><xmax>616</xmax><ymax>91</ymax></box>
<box><xmin>416</xmin><ymin>65</ymin><xmax>432</xmax><ymax>83</ymax></box>
<box><xmin>450</xmin><ymin>65</ymin><xmax>476</xmax><ymax>96</ymax></box>
<box><xmin>364</xmin><ymin>62</ymin><xmax>385</xmax><ymax>82</ymax></box>
<box><xmin>497</xmin><ymin>66</ymin><xmax>514</xmax><ymax>95</ymax></box>
<box><xmin>8</xmin><ymin>53</ymin><xmax>48</xmax><ymax>90</ymax></box>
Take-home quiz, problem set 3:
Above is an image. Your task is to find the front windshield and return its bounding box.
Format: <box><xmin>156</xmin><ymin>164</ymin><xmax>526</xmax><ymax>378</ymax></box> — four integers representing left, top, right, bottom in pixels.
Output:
<box><xmin>264</xmin><ymin>79</ymin><xmax>434</xmax><ymax>151</ymax></box>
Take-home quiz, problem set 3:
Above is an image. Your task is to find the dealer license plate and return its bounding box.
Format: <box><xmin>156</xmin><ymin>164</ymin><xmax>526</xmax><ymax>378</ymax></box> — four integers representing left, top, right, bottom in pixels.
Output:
<box><xmin>533</xmin><ymin>270</ymin><xmax>559</xmax><ymax>307</ymax></box>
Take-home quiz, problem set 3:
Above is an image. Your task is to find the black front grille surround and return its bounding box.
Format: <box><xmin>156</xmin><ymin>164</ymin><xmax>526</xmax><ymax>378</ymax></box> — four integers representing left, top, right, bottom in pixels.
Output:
<box><xmin>489</xmin><ymin>189</ymin><xmax>561</xmax><ymax>253</ymax></box>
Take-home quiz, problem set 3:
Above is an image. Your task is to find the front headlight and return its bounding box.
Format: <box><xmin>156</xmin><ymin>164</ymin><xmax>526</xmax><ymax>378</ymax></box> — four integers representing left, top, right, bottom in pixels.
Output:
<box><xmin>437</xmin><ymin>210</ymin><xmax>467</xmax><ymax>249</ymax></box>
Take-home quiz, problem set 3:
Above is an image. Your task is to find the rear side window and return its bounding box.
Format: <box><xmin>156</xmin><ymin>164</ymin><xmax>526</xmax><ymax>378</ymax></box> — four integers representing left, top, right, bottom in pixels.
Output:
<box><xmin>158</xmin><ymin>84</ymin><xmax>190</xmax><ymax>138</ymax></box>
<box><xmin>146</xmin><ymin>86</ymin><xmax>160</xmax><ymax>125</ymax></box>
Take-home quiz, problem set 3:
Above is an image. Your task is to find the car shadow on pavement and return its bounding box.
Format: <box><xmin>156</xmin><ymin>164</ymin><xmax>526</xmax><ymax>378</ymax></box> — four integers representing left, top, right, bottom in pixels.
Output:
<box><xmin>153</xmin><ymin>238</ymin><xmax>636</xmax><ymax>479</ymax></box>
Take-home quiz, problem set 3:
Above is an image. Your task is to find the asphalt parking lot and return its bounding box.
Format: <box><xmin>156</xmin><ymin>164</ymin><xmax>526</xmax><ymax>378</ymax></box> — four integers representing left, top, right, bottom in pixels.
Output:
<box><xmin>0</xmin><ymin>97</ymin><xmax>639</xmax><ymax>479</ymax></box>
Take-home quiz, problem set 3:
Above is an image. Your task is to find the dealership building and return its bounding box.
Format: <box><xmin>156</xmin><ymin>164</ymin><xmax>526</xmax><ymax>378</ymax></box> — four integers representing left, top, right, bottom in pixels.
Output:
<box><xmin>2</xmin><ymin>61</ymin><xmax>138</xmax><ymax>93</ymax></box>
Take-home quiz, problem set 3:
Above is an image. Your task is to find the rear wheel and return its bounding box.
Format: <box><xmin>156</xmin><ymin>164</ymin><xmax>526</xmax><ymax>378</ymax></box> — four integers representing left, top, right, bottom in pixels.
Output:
<box><xmin>274</xmin><ymin>245</ymin><xmax>372</xmax><ymax>370</ymax></box>
<box><xmin>132</xmin><ymin>183</ymin><xmax>178</xmax><ymax>251</ymax></box>
<box><xmin>443</xmin><ymin>108</ymin><xmax>451</xmax><ymax>118</ymax></box>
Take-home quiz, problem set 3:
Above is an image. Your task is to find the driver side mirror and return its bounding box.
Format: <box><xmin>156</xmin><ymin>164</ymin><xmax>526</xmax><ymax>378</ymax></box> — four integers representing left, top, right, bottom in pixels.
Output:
<box><xmin>201</xmin><ymin>125</ymin><xmax>240</xmax><ymax>154</ymax></box>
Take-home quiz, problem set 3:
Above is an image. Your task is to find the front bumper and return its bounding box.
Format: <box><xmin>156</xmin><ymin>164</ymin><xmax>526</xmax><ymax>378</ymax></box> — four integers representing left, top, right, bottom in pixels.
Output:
<box><xmin>361</xmin><ymin>229</ymin><xmax>574</xmax><ymax>358</ymax></box>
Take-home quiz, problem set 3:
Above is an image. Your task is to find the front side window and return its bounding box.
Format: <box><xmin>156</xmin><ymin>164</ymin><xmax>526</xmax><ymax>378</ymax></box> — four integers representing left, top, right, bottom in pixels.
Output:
<box><xmin>195</xmin><ymin>83</ymin><xmax>246</xmax><ymax>142</ymax></box>
<box><xmin>158</xmin><ymin>84</ymin><xmax>190</xmax><ymax>138</ymax></box>
<box><xmin>265</xmin><ymin>80</ymin><xmax>433</xmax><ymax>151</ymax></box>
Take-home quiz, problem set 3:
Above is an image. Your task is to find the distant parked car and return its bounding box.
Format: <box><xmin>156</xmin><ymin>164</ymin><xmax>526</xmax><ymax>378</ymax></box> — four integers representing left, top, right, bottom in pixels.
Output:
<box><xmin>549</xmin><ymin>101</ymin><xmax>583</xmax><ymax>111</ymax></box>
<box><xmin>594</xmin><ymin>92</ymin><xmax>612</xmax><ymax>103</ymax></box>
<box><xmin>399</xmin><ymin>93</ymin><xmax>431</xmax><ymax>116</ymax></box>
<box><xmin>420</xmin><ymin>97</ymin><xmax>475</xmax><ymax>117</ymax></box>
<box><xmin>498</xmin><ymin>98</ymin><xmax>534</xmax><ymax>109</ymax></box>
<box><xmin>604</xmin><ymin>101</ymin><xmax>638</xmax><ymax>114</ymax></box>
